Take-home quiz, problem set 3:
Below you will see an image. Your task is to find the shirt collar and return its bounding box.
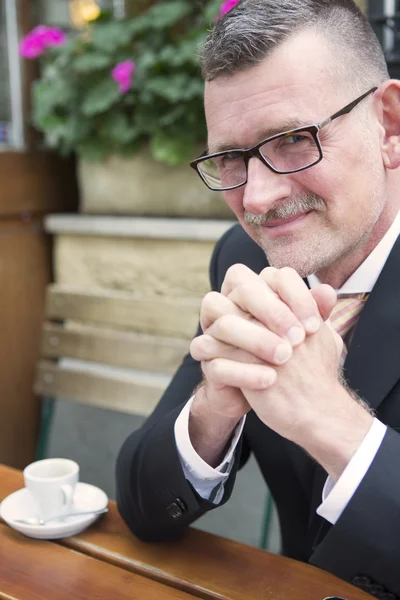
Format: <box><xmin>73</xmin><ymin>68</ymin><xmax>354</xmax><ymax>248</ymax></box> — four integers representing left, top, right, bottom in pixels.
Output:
<box><xmin>307</xmin><ymin>211</ymin><xmax>400</xmax><ymax>295</ymax></box>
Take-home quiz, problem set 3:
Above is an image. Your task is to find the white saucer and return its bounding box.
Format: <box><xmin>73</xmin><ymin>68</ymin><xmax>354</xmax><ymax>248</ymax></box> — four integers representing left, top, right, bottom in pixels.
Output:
<box><xmin>0</xmin><ymin>482</ymin><xmax>108</xmax><ymax>540</ymax></box>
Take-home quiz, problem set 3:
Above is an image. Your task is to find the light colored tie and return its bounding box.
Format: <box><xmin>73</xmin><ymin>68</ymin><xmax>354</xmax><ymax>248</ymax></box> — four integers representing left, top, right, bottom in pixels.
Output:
<box><xmin>329</xmin><ymin>293</ymin><xmax>369</xmax><ymax>364</ymax></box>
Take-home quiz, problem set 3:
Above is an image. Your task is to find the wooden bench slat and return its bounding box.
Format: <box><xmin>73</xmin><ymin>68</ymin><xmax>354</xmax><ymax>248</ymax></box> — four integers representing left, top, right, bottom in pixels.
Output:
<box><xmin>46</xmin><ymin>285</ymin><xmax>200</xmax><ymax>339</ymax></box>
<box><xmin>34</xmin><ymin>359</ymin><xmax>170</xmax><ymax>416</ymax></box>
<box><xmin>41</xmin><ymin>323</ymin><xmax>188</xmax><ymax>374</ymax></box>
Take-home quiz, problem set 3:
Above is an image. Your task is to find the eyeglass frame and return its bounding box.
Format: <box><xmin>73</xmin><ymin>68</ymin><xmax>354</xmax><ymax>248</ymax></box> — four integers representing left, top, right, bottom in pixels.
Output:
<box><xmin>190</xmin><ymin>86</ymin><xmax>378</xmax><ymax>191</ymax></box>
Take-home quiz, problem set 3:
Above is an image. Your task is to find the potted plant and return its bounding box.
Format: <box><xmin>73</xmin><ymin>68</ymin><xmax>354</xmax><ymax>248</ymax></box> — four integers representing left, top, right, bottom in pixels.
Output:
<box><xmin>19</xmin><ymin>0</ymin><xmax>238</xmax><ymax>218</ymax></box>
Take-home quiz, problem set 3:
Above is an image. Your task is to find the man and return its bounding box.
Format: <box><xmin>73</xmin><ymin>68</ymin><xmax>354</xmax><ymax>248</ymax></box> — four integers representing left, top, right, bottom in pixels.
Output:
<box><xmin>116</xmin><ymin>1</ymin><xmax>400</xmax><ymax>596</ymax></box>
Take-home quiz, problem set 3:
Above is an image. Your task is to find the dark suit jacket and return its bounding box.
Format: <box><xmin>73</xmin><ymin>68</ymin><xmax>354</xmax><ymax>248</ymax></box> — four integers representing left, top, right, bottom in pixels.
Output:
<box><xmin>116</xmin><ymin>224</ymin><xmax>400</xmax><ymax>597</ymax></box>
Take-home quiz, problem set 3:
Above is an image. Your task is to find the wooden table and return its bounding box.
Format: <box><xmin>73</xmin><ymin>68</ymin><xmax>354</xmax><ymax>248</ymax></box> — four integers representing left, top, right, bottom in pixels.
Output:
<box><xmin>0</xmin><ymin>464</ymin><xmax>372</xmax><ymax>600</ymax></box>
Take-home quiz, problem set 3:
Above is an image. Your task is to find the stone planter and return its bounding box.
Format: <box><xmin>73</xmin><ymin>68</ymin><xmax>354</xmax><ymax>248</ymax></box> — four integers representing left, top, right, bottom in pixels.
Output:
<box><xmin>77</xmin><ymin>150</ymin><xmax>232</xmax><ymax>219</ymax></box>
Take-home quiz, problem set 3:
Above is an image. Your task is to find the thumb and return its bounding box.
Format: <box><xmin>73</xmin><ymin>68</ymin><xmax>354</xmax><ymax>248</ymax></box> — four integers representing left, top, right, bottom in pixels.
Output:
<box><xmin>310</xmin><ymin>284</ymin><xmax>337</xmax><ymax>322</ymax></box>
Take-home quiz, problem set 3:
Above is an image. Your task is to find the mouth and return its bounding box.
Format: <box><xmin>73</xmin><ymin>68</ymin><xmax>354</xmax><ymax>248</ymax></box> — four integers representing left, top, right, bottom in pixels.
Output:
<box><xmin>261</xmin><ymin>211</ymin><xmax>313</xmax><ymax>235</ymax></box>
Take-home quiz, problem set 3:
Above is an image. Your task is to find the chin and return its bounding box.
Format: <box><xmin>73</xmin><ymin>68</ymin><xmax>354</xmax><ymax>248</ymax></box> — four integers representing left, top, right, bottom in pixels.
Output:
<box><xmin>264</xmin><ymin>244</ymin><xmax>338</xmax><ymax>277</ymax></box>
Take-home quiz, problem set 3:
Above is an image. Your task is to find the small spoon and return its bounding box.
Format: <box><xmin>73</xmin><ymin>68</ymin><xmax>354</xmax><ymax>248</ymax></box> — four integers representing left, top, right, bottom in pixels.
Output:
<box><xmin>12</xmin><ymin>507</ymin><xmax>108</xmax><ymax>526</ymax></box>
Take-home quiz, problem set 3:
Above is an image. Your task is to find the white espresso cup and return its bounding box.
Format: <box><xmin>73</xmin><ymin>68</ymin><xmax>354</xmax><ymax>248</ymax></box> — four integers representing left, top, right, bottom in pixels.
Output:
<box><xmin>23</xmin><ymin>458</ymin><xmax>79</xmax><ymax>520</ymax></box>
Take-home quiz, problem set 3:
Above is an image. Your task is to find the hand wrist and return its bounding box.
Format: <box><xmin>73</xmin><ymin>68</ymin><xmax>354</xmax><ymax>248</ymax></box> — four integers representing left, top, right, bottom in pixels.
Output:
<box><xmin>299</xmin><ymin>386</ymin><xmax>374</xmax><ymax>480</ymax></box>
<box><xmin>189</xmin><ymin>385</ymin><xmax>241</xmax><ymax>468</ymax></box>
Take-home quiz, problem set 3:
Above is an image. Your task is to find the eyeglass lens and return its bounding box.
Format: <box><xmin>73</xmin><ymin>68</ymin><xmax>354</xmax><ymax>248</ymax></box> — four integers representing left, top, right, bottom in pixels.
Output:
<box><xmin>199</xmin><ymin>130</ymin><xmax>321</xmax><ymax>190</ymax></box>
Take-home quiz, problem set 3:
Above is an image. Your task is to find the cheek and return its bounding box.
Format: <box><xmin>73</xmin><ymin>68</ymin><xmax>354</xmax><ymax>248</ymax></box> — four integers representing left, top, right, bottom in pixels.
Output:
<box><xmin>222</xmin><ymin>189</ymin><xmax>245</xmax><ymax>218</ymax></box>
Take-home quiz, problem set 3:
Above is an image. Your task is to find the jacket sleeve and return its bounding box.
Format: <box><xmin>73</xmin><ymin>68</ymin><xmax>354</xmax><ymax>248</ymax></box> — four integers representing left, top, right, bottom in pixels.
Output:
<box><xmin>310</xmin><ymin>426</ymin><xmax>400</xmax><ymax>596</ymax></box>
<box><xmin>115</xmin><ymin>226</ymin><xmax>246</xmax><ymax>541</ymax></box>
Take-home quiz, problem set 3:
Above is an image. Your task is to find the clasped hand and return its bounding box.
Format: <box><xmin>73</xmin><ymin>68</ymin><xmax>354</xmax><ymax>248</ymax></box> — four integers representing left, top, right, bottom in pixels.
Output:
<box><xmin>190</xmin><ymin>264</ymin><xmax>346</xmax><ymax>445</ymax></box>
<box><xmin>190</xmin><ymin>264</ymin><xmax>374</xmax><ymax>477</ymax></box>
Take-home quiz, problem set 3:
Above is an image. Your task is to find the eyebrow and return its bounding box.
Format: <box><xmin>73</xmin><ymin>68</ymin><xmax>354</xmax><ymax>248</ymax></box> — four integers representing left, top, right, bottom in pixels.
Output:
<box><xmin>207</xmin><ymin>118</ymin><xmax>308</xmax><ymax>154</ymax></box>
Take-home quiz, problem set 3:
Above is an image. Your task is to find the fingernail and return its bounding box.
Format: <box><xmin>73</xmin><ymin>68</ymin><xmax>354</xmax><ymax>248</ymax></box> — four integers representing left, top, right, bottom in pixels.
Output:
<box><xmin>274</xmin><ymin>343</ymin><xmax>292</xmax><ymax>364</ymax></box>
<box><xmin>260</xmin><ymin>371</ymin><xmax>277</xmax><ymax>388</ymax></box>
<box><xmin>287</xmin><ymin>326</ymin><xmax>305</xmax><ymax>346</ymax></box>
<box><xmin>303</xmin><ymin>316</ymin><xmax>320</xmax><ymax>333</ymax></box>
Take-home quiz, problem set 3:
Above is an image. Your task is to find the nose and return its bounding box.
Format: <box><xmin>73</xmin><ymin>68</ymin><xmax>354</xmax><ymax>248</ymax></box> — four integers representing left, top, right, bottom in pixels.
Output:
<box><xmin>242</xmin><ymin>156</ymin><xmax>294</xmax><ymax>215</ymax></box>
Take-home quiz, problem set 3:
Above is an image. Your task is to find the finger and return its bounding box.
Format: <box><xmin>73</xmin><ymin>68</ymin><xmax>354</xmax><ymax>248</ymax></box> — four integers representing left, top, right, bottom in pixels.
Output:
<box><xmin>310</xmin><ymin>285</ymin><xmax>337</xmax><ymax>322</ymax></box>
<box><xmin>220</xmin><ymin>263</ymin><xmax>262</xmax><ymax>297</ymax></box>
<box><xmin>190</xmin><ymin>334</ymin><xmax>265</xmax><ymax>364</ymax></box>
<box><xmin>197</xmin><ymin>381</ymin><xmax>250</xmax><ymax>419</ymax></box>
<box><xmin>205</xmin><ymin>314</ymin><xmax>293</xmax><ymax>365</ymax></box>
<box><xmin>325</xmin><ymin>320</ymin><xmax>344</xmax><ymax>360</ymax></box>
<box><xmin>260</xmin><ymin>267</ymin><xmax>321</xmax><ymax>334</ymax></box>
<box><xmin>227</xmin><ymin>281</ymin><xmax>306</xmax><ymax>347</ymax></box>
<box><xmin>202</xmin><ymin>358</ymin><xmax>277</xmax><ymax>391</ymax></box>
<box><xmin>200</xmin><ymin>291</ymin><xmax>251</xmax><ymax>333</ymax></box>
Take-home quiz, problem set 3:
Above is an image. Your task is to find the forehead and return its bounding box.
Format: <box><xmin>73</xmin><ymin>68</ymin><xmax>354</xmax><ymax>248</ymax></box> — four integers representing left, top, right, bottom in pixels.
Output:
<box><xmin>205</xmin><ymin>30</ymin><xmax>345</xmax><ymax>151</ymax></box>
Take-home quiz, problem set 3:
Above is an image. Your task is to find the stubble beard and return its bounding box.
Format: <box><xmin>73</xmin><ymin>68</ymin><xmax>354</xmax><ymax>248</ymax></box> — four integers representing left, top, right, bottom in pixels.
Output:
<box><xmin>243</xmin><ymin>191</ymin><xmax>381</xmax><ymax>278</ymax></box>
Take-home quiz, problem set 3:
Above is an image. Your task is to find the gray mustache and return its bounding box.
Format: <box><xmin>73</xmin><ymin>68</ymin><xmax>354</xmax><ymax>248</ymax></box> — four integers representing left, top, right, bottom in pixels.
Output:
<box><xmin>244</xmin><ymin>194</ymin><xmax>326</xmax><ymax>226</ymax></box>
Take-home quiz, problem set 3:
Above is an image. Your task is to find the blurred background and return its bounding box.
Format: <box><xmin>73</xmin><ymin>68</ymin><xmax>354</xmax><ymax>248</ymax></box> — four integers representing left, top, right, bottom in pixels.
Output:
<box><xmin>0</xmin><ymin>0</ymin><xmax>397</xmax><ymax>552</ymax></box>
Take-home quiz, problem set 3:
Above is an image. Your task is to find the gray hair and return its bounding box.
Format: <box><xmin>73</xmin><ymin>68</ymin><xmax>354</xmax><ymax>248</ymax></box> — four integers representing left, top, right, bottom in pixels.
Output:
<box><xmin>200</xmin><ymin>0</ymin><xmax>389</xmax><ymax>90</ymax></box>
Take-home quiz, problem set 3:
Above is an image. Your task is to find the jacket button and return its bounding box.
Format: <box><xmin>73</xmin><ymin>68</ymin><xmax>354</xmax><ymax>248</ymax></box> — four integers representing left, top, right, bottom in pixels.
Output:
<box><xmin>352</xmin><ymin>575</ymin><xmax>371</xmax><ymax>589</ymax></box>
<box><xmin>166</xmin><ymin>498</ymin><xmax>187</xmax><ymax>518</ymax></box>
<box><xmin>367</xmin><ymin>584</ymin><xmax>385</xmax><ymax>596</ymax></box>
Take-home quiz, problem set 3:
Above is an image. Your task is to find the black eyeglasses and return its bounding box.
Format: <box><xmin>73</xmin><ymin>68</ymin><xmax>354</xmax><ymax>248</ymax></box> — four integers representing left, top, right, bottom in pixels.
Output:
<box><xmin>190</xmin><ymin>87</ymin><xmax>377</xmax><ymax>191</ymax></box>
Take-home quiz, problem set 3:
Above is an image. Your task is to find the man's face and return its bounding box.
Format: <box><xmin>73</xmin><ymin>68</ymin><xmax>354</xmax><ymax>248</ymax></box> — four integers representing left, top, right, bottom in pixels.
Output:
<box><xmin>204</xmin><ymin>30</ymin><xmax>387</xmax><ymax>277</ymax></box>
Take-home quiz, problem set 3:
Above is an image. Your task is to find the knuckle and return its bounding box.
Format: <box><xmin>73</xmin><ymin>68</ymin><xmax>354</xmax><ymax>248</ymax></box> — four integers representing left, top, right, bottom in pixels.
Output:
<box><xmin>207</xmin><ymin>359</ymin><xmax>223</xmax><ymax>381</ymax></box>
<box><xmin>214</xmin><ymin>314</ymin><xmax>235</xmax><ymax>335</ymax></box>
<box><xmin>251</xmin><ymin>333</ymin><xmax>271</xmax><ymax>358</ymax></box>
<box><xmin>226</xmin><ymin>263</ymin><xmax>249</xmax><ymax>280</ymax></box>
<box><xmin>270</xmin><ymin>306</ymin><xmax>293</xmax><ymax>330</ymax></box>
<box><xmin>202</xmin><ymin>291</ymin><xmax>220</xmax><ymax>310</ymax></box>
<box><xmin>260</xmin><ymin>266</ymin><xmax>278</xmax><ymax>279</ymax></box>
<box><xmin>279</xmin><ymin>266</ymin><xmax>298</xmax><ymax>278</ymax></box>
<box><xmin>190</xmin><ymin>336</ymin><xmax>209</xmax><ymax>360</ymax></box>
<box><xmin>235</xmin><ymin>281</ymin><xmax>254</xmax><ymax>299</ymax></box>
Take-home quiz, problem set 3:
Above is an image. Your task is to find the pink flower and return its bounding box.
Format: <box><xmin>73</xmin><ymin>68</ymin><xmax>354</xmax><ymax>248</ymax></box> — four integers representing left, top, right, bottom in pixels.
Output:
<box><xmin>111</xmin><ymin>60</ymin><xmax>136</xmax><ymax>94</ymax></box>
<box><xmin>19</xmin><ymin>25</ymin><xmax>67</xmax><ymax>59</ymax></box>
<box><xmin>43</xmin><ymin>27</ymin><xmax>67</xmax><ymax>47</ymax></box>
<box><xmin>215</xmin><ymin>0</ymin><xmax>240</xmax><ymax>21</ymax></box>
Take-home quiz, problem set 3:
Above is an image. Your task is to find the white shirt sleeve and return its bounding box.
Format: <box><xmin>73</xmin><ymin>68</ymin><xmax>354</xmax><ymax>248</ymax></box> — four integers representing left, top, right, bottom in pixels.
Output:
<box><xmin>174</xmin><ymin>396</ymin><xmax>246</xmax><ymax>504</ymax></box>
<box><xmin>317</xmin><ymin>418</ymin><xmax>387</xmax><ymax>524</ymax></box>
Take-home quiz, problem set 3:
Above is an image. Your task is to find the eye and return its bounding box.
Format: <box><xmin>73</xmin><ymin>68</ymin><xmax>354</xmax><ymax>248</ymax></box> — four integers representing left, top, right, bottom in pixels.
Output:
<box><xmin>281</xmin><ymin>134</ymin><xmax>309</xmax><ymax>145</ymax></box>
<box><xmin>217</xmin><ymin>152</ymin><xmax>243</xmax><ymax>169</ymax></box>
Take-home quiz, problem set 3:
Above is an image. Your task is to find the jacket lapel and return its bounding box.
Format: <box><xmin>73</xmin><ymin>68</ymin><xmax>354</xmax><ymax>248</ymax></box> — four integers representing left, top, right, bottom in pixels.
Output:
<box><xmin>308</xmin><ymin>233</ymin><xmax>400</xmax><ymax>545</ymax></box>
<box><xmin>344</xmin><ymin>233</ymin><xmax>400</xmax><ymax>411</ymax></box>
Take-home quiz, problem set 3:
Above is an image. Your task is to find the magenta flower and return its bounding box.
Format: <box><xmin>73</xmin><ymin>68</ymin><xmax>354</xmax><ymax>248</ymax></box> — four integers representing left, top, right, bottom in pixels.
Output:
<box><xmin>19</xmin><ymin>25</ymin><xmax>67</xmax><ymax>59</ymax></box>
<box><xmin>43</xmin><ymin>27</ymin><xmax>67</xmax><ymax>47</ymax></box>
<box><xmin>111</xmin><ymin>60</ymin><xmax>136</xmax><ymax>94</ymax></box>
<box><xmin>216</xmin><ymin>0</ymin><xmax>240</xmax><ymax>21</ymax></box>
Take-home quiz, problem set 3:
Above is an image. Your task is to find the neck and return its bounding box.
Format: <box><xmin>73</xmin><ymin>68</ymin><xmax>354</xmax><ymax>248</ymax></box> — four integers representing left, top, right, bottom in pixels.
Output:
<box><xmin>315</xmin><ymin>204</ymin><xmax>399</xmax><ymax>289</ymax></box>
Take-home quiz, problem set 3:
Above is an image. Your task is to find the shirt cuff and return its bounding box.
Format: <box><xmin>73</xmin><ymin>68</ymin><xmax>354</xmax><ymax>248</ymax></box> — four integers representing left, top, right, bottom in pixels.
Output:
<box><xmin>174</xmin><ymin>395</ymin><xmax>246</xmax><ymax>503</ymax></box>
<box><xmin>317</xmin><ymin>418</ymin><xmax>387</xmax><ymax>524</ymax></box>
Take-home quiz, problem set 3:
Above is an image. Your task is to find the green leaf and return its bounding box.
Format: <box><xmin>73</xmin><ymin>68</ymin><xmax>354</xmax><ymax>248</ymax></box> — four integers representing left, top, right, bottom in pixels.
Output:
<box><xmin>32</xmin><ymin>80</ymin><xmax>73</xmax><ymax>122</ymax></box>
<box><xmin>91</xmin><ymin>21</ymin><xmax>133</xmax><ymax>52</ymax></box>
<box><xmin>158</xmin><ymin>37</ymin><xmax>204</xmax><ymax>67</ymax></box>
<box><xmin>101</xmin><ymin>112</ymin><xmax>140</xmax><ymax>144</ymax></box>
<box><xmin>204</xmin><ymin>0</ymin><xmax>223</xmax><ymax>23</ymax></box>
<box><xmin>82</xmin><ymin>78</ymin><xmax>121</xmax><ymax>116</ymax></box>
<box><xmin>145</xmin><ymin>74</ymin><xmax>203</xmax><ymax>102</ymax></box>
<box><xmin>150</xmin><ymin>131</ymin><xmax>194</xmax><ymax>165</ymax></box>
<box><xmin>144</xmin><ymin>2</ymin><xmax>192</xmax><ymax>29</ymax></box>
<box><xmin>76</xmin><ymin>139</ymin><xmax>110</xmax><ymax>162</ymax></box>
<box><xmin>73</xmin><ymin>52</ymin><xmax>112</xmax><ymax>72</ymax></box>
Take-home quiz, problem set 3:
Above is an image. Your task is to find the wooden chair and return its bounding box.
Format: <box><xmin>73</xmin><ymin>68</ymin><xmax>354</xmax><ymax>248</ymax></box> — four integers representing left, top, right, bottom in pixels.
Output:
<box><xmin>34</xmin><ymin>283</ymin><xmax>275</xmax><ymax>550</ymax></box>
<box><xmin>34</xmin><ymin>283</ymin><xmax>192</xmax><ymax>458</ymax></box>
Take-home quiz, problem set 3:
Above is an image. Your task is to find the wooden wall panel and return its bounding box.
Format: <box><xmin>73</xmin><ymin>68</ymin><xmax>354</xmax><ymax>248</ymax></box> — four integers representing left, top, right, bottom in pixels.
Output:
<box><xmin>46</xmin><ymin>286</ymin><xmax>200</xmax><ymax>339</ymax></box>
<box><xmin>0</xmin><ymin>218</ymin><xmax>52</xmax><ymax>468</ymax></box>
<box><xmin>41</xmin><ymin>323</ymin><xmax>188</xmax><ymax>374</ymax></box>
<box><xmin>0</xmin><ymin>152</ymin><xmax>78</xmax><ymax>216</ymax></box>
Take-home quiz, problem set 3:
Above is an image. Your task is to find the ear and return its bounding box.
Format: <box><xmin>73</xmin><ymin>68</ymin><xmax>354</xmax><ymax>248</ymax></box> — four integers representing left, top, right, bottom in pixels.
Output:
<box><xmin>375</xmin><ymin>80</ymin><xmax>400</xmax><ymax>170</ymax></box>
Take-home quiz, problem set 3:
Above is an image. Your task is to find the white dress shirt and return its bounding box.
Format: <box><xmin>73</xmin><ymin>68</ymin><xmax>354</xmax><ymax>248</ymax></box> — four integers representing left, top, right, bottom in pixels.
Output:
<box><xmin>174</xmin><ymin>211</ymin><xmax>400</xmax><ymax>523</ymax></box>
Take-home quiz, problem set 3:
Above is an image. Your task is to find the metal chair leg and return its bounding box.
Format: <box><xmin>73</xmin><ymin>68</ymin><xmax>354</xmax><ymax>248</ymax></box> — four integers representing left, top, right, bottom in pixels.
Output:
<box><xmin>35</xmin><ymin>396</ymin><xmax>55</xmax><ymax>460</ymax></box>
<box><xmin>259</xmin><ymin>492</ymin><xmax>274</xmax><ymax>550</ymax></box>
